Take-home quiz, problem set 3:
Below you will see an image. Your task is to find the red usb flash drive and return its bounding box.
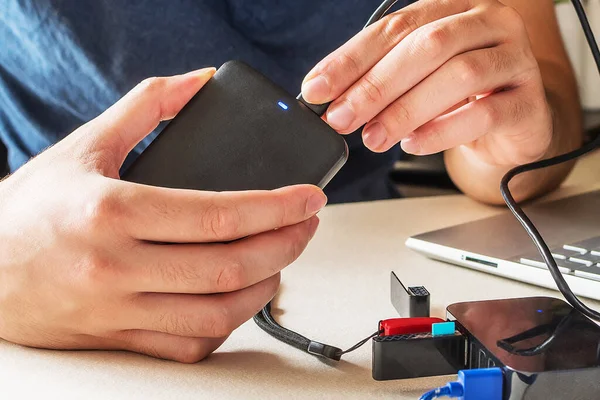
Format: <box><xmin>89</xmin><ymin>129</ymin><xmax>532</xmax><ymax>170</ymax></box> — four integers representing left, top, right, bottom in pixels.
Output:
<box><xmin>379</xmin><ymin>317</ymin><xmax>445</xmax><ymax>336</ymax></box>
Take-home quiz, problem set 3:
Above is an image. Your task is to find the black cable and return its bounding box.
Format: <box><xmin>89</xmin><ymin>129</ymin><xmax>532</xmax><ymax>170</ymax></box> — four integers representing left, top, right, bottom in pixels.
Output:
<box><xmin>365</xmin><ymin>0</ymin><xmax>400</xmax><ymax>27</ymax></box>
<box><xmin>253</xmin><ymin>304</ymin><xmax>379</xmax><ymax>360</ymax></box>
<box><xmin>255</xmin><ymin>0</ymin><xmax>402</xmax><ymax>361</ymax></box>
<box><xmin>501</xmin><ymin>0</ymin><xmax>600</xmax><ymax>323</ymax></box>
<box><xmin>297</xmin><ymin>0</ymin><xmax>401</xmax><ymax>116</ymax></box>
<box><xmin>253</xmin><ymin>302</ymin><xmax>313</xmax><ymax>354</ymax></box>
<box><xmin>496</xmin><ymin>310</ymin><xmax>577</xmax><ymax>357</ymax></box>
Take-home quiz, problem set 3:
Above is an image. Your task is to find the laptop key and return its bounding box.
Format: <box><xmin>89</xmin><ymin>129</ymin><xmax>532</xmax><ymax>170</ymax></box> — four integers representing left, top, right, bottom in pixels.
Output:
<box><xmin>574</xmin><ymin>270</ymin><xmax>600</xmax><ymax>282</ymax></box>
<box><xmin>569</xmin><ymin>257</ymin><xmax>594</xmax><ymax>267</ymax></box>
<box><xmin>556</xmin><ymin>258</ymin><xmax>594</xmax><ymax>270</ymax></box>
<box><xmin>572</xmin><ymin>253</ymin><xmax>600</xmax><ymax>262</ymax></box>
<box><xmin>563</xmin><ymin>245</ymin><xmax>588</xmax><ymax>254</ymax></box>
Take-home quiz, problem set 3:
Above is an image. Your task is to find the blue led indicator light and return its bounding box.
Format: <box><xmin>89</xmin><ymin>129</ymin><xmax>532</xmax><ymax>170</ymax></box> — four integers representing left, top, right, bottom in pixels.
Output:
<box><xmin>537</xmin><ymin>309</ymin><xmax>543</xmax><ymax>313</ymax></box>
<box><xmin>278</xmin><ymin>101</ymin><xmax>289</xmax><ymax>110</ymax></box>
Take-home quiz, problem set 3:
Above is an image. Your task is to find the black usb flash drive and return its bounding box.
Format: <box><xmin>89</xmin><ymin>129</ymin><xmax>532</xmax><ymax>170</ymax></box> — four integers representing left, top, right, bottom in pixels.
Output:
<box><xmin>390</xmin><ymin>271</ymin><xmax>431</xmax><ymax>318</ymax></box>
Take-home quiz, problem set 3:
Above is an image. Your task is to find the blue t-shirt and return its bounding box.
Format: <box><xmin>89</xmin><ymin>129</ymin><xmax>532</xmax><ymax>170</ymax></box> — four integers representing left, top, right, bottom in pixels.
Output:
<box><xmin>0</xmin><ymin>0</ymin><xmax>410</xmax><ymax>203</ymax></box>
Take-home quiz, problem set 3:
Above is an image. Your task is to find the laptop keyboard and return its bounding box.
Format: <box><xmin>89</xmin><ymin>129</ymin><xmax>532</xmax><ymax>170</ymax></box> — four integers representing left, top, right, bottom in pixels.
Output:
<box><xmin>520</xmin><ymin>236</ymin><xmax>600</xmax><ymax>281</ymax></box>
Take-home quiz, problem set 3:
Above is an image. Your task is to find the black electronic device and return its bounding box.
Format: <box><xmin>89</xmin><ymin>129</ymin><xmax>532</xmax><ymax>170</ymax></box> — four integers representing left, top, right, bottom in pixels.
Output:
<box><xmin>123</xmin><ymin>61</ymin><xmax>348</xmax><ymax>191</ymax></box>
<box><xmin>447</xmin><ymin>297</ymin><xmax>600</xmax><ymax>400</ymax></box>
<box><xmin>372</xmin><ymin>296</ymin><xmax>600</xmax><ymax>400</ymax></box>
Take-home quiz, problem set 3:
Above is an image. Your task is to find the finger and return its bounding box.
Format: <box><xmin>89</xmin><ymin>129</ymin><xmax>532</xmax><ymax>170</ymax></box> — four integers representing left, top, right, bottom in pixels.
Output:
<box><xmin>301</xmin><ymin>0</ymin><xmax>472</xmax><ymax>104</ymax></box>
<box><xmin>400</xmin><ymin>85</ymin><xmax>545</xmax><ymax>164</ymax></box>
<box><xmin>83</xmin><ymin>68</ymin><xmax>216</xmax><ymax>164</ymax></box>
<box><xmin>363</xmin><ymin>45</ymin><xmax>534</xmax><ymax>152</ymax></box>
<box><xmin>114</xmin><ymin>182</ymin><xmax>326</xmax><ymax>242</ymax></box>
<box><xmin>323</xmin><ymin>10</ymin><xmax>507</xmax><ymax>135</ymax></box>
<box><xmin>122</xmin><ymin>216</ymin><xmax>319</xmax><ymax>294</ymax></box>
<box><xmin>110</xmin><ymin>330</ymin><xmax>227</xmax><ymax>363</ymax></box>
<box><xmin>123</xmin><ymin>274</ymin><xmax>281</xmax><ymax>338</ymax></box>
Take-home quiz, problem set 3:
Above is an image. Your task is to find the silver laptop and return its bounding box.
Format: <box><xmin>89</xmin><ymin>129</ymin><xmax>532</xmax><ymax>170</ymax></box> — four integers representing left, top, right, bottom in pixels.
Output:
<box><xmin>406</xmin><ymin>190</ymin><xmax>600</xmax><ymax>300</ymax></box>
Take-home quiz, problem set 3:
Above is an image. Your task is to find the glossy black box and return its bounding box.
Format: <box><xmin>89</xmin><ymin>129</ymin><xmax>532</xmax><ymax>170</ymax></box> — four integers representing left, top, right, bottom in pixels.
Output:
<box><xmin>448</xmin><ymin>297</ymin><xmax>600</xmax><ymax>400</ymax></box>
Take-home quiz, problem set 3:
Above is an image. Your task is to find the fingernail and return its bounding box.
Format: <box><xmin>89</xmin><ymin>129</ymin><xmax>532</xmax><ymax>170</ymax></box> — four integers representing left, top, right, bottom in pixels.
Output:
<box><xmin>302</xmin><ymin>76</ymin><xmax>330</xmax><ymax>104</ymax></box>
<box><xmin>306</xmin><ymin>192</ymin><xmax>328</xmax><ymax>216</ymax></box>
<box><xmin>362</xmin><ymin>122</ymin><xmax>387</xmax><ymax>150</ymax></box>
<box><xmin>401</xmin><ymin>135</ymin><xmax>420</xmax><ymax>154</ymax></box>
<box><xmin>326</xmin><ymin>102</ymin><xmax>355</xmax><ymax>131</ymax></box>
<box><xmin>185</xmin><ymin>67</ymin><xmax>216</xmax><ymax>79</ymax></box>
<box><xmin>308</xmin><ymin>216</ymin><xmax>320</xmax><ymax>240</ymax></box>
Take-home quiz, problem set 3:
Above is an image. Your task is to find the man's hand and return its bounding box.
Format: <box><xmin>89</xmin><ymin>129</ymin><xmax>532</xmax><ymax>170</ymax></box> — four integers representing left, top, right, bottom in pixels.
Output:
<box><xmin>0</xmin><ymin>69</ymin><xmax>326</xmax><ymax>363</ymax></box>
<box><xmin>303</xmin><ymin>0</ymin><xmax>549</xmax><ymax>162</ymax></box>
<box><xmin>302</xmin><ymin>0</ymin><xmax>581</xmax><ymax>203</ymax></box>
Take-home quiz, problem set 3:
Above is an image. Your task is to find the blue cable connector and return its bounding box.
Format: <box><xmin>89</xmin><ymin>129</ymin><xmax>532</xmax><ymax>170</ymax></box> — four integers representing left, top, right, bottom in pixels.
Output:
<box><xmin>419</xmin><ymin>368</ymin><xmax>503</xmax><ymax>400</ymax></box>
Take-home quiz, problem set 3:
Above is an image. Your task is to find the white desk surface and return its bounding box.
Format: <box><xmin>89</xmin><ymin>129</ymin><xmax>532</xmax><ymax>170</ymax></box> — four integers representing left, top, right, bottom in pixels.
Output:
<box><xmin>1</xmin><ymin>151</ymin><xmax>599</xmax><ymax>400</ymax></box>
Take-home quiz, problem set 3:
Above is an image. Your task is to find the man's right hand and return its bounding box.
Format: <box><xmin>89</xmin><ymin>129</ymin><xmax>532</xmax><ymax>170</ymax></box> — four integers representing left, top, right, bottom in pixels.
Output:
<box><xmin>0</xmin><ymin>68</ymin><xmax>326</xmax><ymax>363</ymax></box>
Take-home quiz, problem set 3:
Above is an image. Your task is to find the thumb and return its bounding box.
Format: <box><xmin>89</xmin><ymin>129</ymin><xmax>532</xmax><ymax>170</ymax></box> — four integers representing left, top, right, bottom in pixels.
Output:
<box><xmin>76</xmin><ymin>67</ymin><xmax>215</xmax><ymax>171</ymax></box>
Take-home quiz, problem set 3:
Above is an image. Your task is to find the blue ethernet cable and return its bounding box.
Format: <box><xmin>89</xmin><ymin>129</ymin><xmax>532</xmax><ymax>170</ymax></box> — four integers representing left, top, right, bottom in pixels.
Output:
<box><xmin>419</xmin><ymin>368</ymin><xmax>503</xmax><ymax>400</ymax></box>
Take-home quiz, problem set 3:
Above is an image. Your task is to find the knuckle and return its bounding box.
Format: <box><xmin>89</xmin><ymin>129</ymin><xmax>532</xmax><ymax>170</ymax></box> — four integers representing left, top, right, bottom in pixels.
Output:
<box><xmin>175</xmin><ymin>341</ymin><xmax>209</xmax><ymax>364</ymax></box>
<box><xmin>380</xmin><ymin>13</ymin><xmax>418</xmax><ymax>47</ymax></box>
<box><xmin>137</xmin><ymin>76</ymin><xmax>166</xmax><ymax>95</ymax></box>
<box><xmin>203</xmin><ymin>307</ymin><xmax>234</xmax><ymax>337</ymax></box>
<box><xmin>286</xmin><ymin>228</ymin><xmax>307</xmax><ymax>266</ymax></box>
<box><xmin>333</xmin><ymin>52</ymin><xmax>362</xmax><ymax>80</ymax></box>
<box><xmin>391</xmin><ymin>100</ymin><xmax>412</xmax><ymax>126</ymax></box>
<box><xmin>414</xmin><ymin>25</ymin><xmax>447</xmax><ymax>59</ymax></box>
<box><xmin>357</xmin><ymin>73</ymin><xmax>387</xmax><ymax>105</ymax></box>
<box><xmin>76</xmin><ymin>249</ymin><xmax>116</xmax><ymax>288</ymax></box>
<box><xmin>215</xmin><ymin>257</ymin><xmax>246</xmax><ymax>292</ymax></box>
<box><xmin>452</xmin><ymin>56</ymin><xmax>483</xmax><ymax>86</ymax></box>
<box><xmin>499</xmin><ymin>6</ymin><xmax>525</xmax><ymax>35</ymax></box>
<box><xmin>82</xmin><ymin>189</ymin><xmax>122</xmax><ymax>230</ymax></box>
<box><xmin>200</xmin><ymin>199</ymin><xmax>241</xmax><ymax>240</ymax></box>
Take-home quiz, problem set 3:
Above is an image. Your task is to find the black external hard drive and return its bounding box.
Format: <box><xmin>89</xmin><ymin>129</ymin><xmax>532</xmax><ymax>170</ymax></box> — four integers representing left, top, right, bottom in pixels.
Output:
<box><xmin>123</xmin><ymin>61</ymin><xmax>348</xmax><ymax>191</ymax></box>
